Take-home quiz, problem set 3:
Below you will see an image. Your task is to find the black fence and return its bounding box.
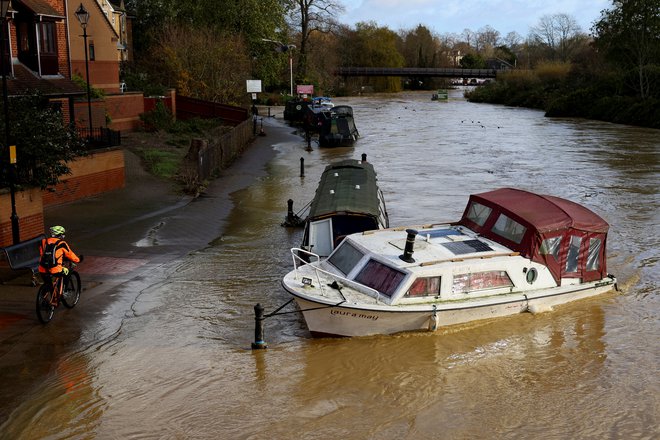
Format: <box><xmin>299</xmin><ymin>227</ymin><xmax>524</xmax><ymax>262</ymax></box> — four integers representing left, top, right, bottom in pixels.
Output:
<box><xmin>77</xmin><ymin>127</ymin><xmax>122</xmax><ymax>150</ymax></box>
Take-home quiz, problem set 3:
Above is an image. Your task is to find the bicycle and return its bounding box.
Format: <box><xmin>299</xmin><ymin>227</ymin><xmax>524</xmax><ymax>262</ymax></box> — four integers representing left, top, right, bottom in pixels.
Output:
<box><xmin>35</xmin><ymin>261</ymin><xmax>82</xmax><ymax>324</ymax></box>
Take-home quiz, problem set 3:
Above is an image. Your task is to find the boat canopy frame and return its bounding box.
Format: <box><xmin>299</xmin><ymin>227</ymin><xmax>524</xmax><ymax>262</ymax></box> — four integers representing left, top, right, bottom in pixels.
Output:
<box><xmin>458</xmin><ymin>188</ymin><xmax>609</xmax><ymax>284</ymax></box>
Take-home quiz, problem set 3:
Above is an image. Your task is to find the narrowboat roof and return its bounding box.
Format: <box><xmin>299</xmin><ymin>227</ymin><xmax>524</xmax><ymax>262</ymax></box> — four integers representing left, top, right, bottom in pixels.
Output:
<box><xmin>308</xmin><ymin>160</ymin><xmax>382</xmax><ymax>220</ymax></box>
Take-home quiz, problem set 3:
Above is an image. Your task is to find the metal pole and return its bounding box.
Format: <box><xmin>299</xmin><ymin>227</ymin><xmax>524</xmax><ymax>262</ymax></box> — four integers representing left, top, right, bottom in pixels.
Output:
<box><xmin>82</xmin><ymin>27</ymin><xmax>93</xmax><ymax>136</ymax></box>
<box><xmin>251</xmin><ymin>303</ymin><xmax>267</xmax><ymax>349</ymax></box>
<box><xmin>289</xmin><ymin>54</ymin><xmax>293</xmax><ymax>96</ymax></box>
<box><xmin>1</xmin><ymin>18</ymin><xmax>19</xmax><ymax>244</ymax></box>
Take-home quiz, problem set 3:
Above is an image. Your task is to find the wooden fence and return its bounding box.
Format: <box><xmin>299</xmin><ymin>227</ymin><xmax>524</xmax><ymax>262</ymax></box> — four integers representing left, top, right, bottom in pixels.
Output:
<box><xmin>183</xmin><ymin>119</ymin><xmax>254</xmax><ymax>182</ymax></box>
<box><xmin>177</xmin><ymin>96</ymin><xmax>249</xmax><ymax>125</ymax></box>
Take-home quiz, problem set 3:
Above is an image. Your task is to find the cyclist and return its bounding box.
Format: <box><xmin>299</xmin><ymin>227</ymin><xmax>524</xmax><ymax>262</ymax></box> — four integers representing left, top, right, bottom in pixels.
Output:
<box><xmin>39</xmin><ymin>226</ymin><xmax>81</xmax><ymax>290</ymax></box>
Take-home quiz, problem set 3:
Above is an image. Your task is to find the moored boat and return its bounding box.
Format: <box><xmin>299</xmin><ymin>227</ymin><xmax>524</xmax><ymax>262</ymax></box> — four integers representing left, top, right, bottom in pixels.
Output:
<box><xmin>300</xmin><ymin>158</ymin><xmax>389</xmax><ymax>257</ymax></box>
<box><xmin>282</xmin><ymin>188</ymin><xmax>617</xmax><ymax>337</ymax></box>
<box><xmin>318</xmin><ymin>105</ymin><xmax>359</xmax><ymax>147</ymax></box>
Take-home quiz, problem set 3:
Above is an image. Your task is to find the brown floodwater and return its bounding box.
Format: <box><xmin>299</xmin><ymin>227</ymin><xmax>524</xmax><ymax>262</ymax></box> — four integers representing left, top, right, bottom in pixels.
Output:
<box><xmin>1</xmin><ymin>91</ymin><xmax>658</xmax><ymax>439</ymax></box>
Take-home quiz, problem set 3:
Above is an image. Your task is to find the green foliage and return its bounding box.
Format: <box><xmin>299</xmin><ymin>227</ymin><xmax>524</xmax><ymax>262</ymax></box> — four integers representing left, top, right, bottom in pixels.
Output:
<box><xmin>140</xmin><ymin>101</ymin><xmax>174</xmax><ymax>132</ymax></box>
<box><xmin>71</xmin><ymin>74</ymin><xmax>104</xmax><ymax>99</ymax></box>
<box><xmin>460</xmin><ymin>53</ymin><xmax>486</xmax><ymax>69</ymax></box>
<box><xmin>135</xmin><ymin>148</ymin><xmax>182</xmax><ymax>179</ymax></box>
<box><xmin>0</xmin><ymin>93</ymin><xmax>86</xmax><ymax>189</ymax></box>
<box><xmin>592</xmin><ymin>0</ymin><xmax>660</xmax><ymax>99</ymax></box>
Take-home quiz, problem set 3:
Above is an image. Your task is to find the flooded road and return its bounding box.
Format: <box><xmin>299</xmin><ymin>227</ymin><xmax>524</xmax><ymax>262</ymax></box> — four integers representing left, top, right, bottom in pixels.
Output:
<box><xmin>1</xmin><ymin>91</ymin><xmax>658</xmax><ymax>439</ymax></box>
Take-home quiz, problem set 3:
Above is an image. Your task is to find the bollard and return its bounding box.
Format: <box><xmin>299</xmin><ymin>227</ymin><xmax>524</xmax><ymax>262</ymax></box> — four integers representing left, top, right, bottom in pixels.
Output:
<box><xmin>361</xmin><ymin>153</ymin><xmax>367</xmax><ymax>162</ymax></box>
<box><xmin>305</xmin><ymin>128</ymin><xmax>312</xmax><ymax>151</ymax></box>
<box><xmin>287</xmin><ymin>199</ymin><xmax>295</xmax><ymax>223</ymax></box>
<box><xmin>268</xmin><ymin>107</ymin><xmax>271</xmax><ymax>118</ymax></box>
<box><xmin>251</xmin><ymin>303</ymin><xmax>267</xmax><ymax>349</ymax></box>
<box><xmin>300</xmin><ymin>157</ymin><xmax>305</xmax><ymax>177</ymax></box>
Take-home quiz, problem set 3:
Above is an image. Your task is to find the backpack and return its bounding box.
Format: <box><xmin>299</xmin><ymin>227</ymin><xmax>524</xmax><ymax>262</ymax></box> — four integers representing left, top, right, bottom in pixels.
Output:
<box><xmin>40</xmin><ymin>240</ymin><xmax>61</xmax><ymax>269</ymax></box>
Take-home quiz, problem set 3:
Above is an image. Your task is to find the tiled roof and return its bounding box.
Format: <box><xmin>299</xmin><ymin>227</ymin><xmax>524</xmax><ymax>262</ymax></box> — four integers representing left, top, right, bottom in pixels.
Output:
<box><xmin>7</xmin><ymin>64</ymin><xmax>85</xmax><ymax>97</ymax></box>
<box><xmin>16</xmin><ymin>0</ymin><xmax>64</xmax><ymax>18</ymax></box>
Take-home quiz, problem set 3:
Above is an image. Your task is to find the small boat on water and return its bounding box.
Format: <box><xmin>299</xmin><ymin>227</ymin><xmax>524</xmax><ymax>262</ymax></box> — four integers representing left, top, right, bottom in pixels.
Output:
<box><xmin>300</xmin><ymin>158</ymin><xmax>389</xmax><ymax>258</ymax></box>
<box><xmin>318</xmin><ymin>105</ymin><xmax>359</xmax><ymax>148</ymax></box>
<box><xmin>283</xmin><ymin>188</ymin><xmax>617</xmax><ymax>337</ymax></box>
<box><xmin>432</xmin><ymin>89</ymin><xmax>448</xmax><ymax>100</ymax></box>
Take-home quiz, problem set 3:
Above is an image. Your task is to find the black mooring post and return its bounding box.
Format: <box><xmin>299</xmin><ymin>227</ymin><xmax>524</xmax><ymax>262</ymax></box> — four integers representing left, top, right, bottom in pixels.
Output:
<box><xmin>287</xmin><ymin>199</ymin><xmax>295</xmax><ymax>223</ymax></box>
<box><xmin>305</xmin><ymin>128</ymin><xmax>312</xmax><ymax>151</ymax></box>
<box><xmin>300</xmin><ymin>157</ymin><xmax>305</xmax><ymax>177</ymax></box>
<box><xmin>252</xmin><ymin>303</ymin><xmax>267</xmax><ymax>350</ymax></box>
<box><xmin>361</xmin><ymin>153</ymin><xmax>367</xmax><ymax>162</ymax></box>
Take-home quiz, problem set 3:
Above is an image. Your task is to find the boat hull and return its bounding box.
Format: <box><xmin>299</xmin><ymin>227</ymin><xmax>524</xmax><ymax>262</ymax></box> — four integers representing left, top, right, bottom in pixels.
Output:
<box><xmin>287</xmin><ymin>282</ymin><xmax>615</xmax><ymax>337</ymax></box>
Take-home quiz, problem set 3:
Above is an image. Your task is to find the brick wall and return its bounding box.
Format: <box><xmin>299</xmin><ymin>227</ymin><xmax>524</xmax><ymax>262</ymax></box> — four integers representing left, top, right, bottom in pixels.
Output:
<box><xmin>71</xmin><ymin>60</ymin><xmax>121</xmax><ymax>94</ymax></box>
<box><xmin>104</xmin><ymin>93</ymin><xmax>145</xmax><ymax>131</ymax></box>
<box><xmin>0</xmin><ymin>188</ymin><xmax>45</xmax><ymax>246</ymax></box>
<box><xmin>43</xmin><ymin>149</ymin><xmax>126</xmax><ymax>207</ymax></box>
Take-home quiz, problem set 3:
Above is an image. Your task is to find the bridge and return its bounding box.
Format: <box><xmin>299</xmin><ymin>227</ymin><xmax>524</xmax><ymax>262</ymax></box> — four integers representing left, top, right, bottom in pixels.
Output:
<box><xmin>335</xmin><ymin>67</ymin><xmax>498</xmax><ymax>78</ymax></box>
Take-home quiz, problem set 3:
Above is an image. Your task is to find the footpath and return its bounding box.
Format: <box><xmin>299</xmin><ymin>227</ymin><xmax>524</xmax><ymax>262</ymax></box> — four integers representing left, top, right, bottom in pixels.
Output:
<box><xmin>0</xmin><ymin>114</ymin><xmax>299</xmax><ymax>329</ymax></box>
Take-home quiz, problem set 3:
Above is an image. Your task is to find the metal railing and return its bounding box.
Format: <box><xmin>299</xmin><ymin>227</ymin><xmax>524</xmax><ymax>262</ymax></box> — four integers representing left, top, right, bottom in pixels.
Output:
<box><xmin>290</xmin><ymin>248</ymin><xmax>382</xmax><ymax>304</ymax></box>
<box><xmin>77</xmin><ymin>127</ymin><xmax>121</xmax><ymax>149</ymax></box>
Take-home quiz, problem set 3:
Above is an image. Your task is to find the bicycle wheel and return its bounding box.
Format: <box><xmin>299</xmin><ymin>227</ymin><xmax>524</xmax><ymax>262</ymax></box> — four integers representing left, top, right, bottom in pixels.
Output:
<box><xmin>61</xmin><ymin>271</ymin><xmax>81</xmax><ymax>309</ymax></box>
<box><xmin>36</xmin><ymin>284</ymin><xmax>54</xmax><ymax>324</ymax></box>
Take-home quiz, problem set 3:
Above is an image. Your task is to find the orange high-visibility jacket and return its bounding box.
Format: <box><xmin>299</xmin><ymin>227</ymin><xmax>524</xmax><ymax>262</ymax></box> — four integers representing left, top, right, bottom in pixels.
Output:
<box><xmin>38</xmin><ymin>237</ymin><xmax>81</xmax><ymax>274</ymax></box>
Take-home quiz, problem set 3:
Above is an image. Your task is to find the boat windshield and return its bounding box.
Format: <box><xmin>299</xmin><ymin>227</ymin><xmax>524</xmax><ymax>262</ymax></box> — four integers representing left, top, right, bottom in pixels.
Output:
<box><xmin>328</xmin><ymin>241</ymin><xmax>364</xmax><ymax>275</ymax></box>
<box><xmin>354</xmin><ymin>260</ymin><xmax>406</xmax><ymax>298</ymax></box>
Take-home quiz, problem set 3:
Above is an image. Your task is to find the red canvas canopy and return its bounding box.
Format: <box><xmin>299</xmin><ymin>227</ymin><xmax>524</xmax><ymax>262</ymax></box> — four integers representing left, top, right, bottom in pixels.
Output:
<box><xmin>459</xmin><ymin>188</ymin><xmax>609</xmax><ymax>284</ymax></box>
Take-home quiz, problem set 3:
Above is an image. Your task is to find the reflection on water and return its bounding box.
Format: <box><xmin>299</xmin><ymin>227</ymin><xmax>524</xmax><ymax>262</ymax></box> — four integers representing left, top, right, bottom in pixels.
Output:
<box><xmin>2</xmin><ymin>91</ymin><xmax>658</xmax><ymax>439</ymax></box>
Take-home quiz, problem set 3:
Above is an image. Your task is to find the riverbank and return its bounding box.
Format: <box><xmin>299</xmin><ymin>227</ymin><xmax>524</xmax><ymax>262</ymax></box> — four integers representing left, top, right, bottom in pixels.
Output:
<box><xmin>465</xmin><ymin>73</ymin><xmax>660</xmax><ymax>129</ymax></box>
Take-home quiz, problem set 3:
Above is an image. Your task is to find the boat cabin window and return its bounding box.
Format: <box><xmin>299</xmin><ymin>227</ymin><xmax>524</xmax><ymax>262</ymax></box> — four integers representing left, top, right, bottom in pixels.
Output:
<box><xmin>586</xmin><ymin>238</ymin><xmax>601</xmax><ymax>271</ymax></box>
<box><xmin>405</xmin><ymin>276</ymin><xmax>441</xmax><ymax>297</ymax></box>
<box><xmin>540</xmin><ymin>236</ymin><xmax>562</xmax><ymax>262</ymax></box>
<box><xmin>491</xmin><ymin>214</ymin><xmax>526</xmax><ymax>244</ymax></box>
<box><xmin>466</xmin><ymin>202</ymin><xmax>492</xmax><ymax>226</ymax></box>
<box><xmin>354</xmin><ymin>260</ymin><xmax>406</xmax><ymax>298</ymax></box>
<box><xmin>565</xmin><ymin>236</ymin><xmax>582</xmax><ymax>273</ymax></box>
<box><xmin>452</xmin><ymin>271</ymin><xmax>513</xmax><ymax>294</ymax></box>
<box><xmin>328</xmin><ymin>241</ymin><xmax>364</xmax><ymax>276</ymax></box>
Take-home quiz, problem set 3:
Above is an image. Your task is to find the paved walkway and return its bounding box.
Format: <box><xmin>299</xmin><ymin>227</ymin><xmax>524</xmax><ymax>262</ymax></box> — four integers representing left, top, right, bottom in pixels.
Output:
<box><xmin>0</xmin><ymin>115</ymin><xmax>299</xmax><ymax>325</ymax></box>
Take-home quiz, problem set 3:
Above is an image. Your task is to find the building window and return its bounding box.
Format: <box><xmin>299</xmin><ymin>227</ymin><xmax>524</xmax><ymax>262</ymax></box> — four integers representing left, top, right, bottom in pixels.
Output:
<box><xmin>39</xmin><ymin>22</ymin><xmax>57</xmax><ymax>54</ymax></box>
<box><xmin>89</xmin><ymin>42</ymin><xmax>95</xmax><ymax>61</ymax></box>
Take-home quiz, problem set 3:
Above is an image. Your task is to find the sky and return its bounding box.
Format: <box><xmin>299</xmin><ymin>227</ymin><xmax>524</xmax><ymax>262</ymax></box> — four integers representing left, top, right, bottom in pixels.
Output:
<box><xmin>338</xmin><ymin>0</ymin><xmax>612</xmax><ymax>37</ymax></box>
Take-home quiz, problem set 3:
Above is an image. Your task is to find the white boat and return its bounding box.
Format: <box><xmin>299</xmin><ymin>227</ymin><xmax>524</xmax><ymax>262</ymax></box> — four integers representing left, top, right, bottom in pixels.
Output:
<box><xmin>282</xmin><ymin>188</ymin><xmax>617</xmax><ymax>337</ymax></box>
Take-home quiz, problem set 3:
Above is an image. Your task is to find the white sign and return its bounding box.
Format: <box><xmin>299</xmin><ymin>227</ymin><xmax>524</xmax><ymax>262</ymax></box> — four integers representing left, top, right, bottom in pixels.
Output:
<box><xmin>246</xmin><ymin>80</ymin><xmax>262</xmax><ymax>93</ymax></box>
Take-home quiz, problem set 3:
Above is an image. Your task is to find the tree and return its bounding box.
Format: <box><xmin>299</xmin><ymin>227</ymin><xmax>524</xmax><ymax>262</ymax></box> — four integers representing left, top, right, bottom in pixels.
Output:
<box><xmin>337</xmin><ymin>22</ymin><xmax>405</xmax><ymax>92</ymax></box>
<box><xmin>148</xmin><ymin>25</ymin><xmax>252</xmax><ymax>105</ymax></box>
<box><xmin>476</xmin><ymin>25</ymin><xmax>501</xmax><ymax>56</ymax></box>
<box><xmin>287</xmin><ymin>0</ymin><xmax>345</xmax><ymax>82</ymax></box>
<box><xmin>0</xmin><ymin>94</ymin><xmax>86</xmax><ymax>189</ymax></box>
<box><xmin>593</xmin><ymin>0</ymin><xmax>660</xmax><ymax>99</ymax></box>
<box><xmin>398</xmin><ymin>25</ymin><xmax>443</xmax><ymax>89</ymax></box>
<box><xmin>124</xmin><ymin>0</ymin><xmax>287</xmax><ymax>93</ymax></box>
<box><xmin>529</xmin><ymin>13</ymin><xmax>586</xmax><ymax>61</ymax></box>
<box><xmin>460</xmin><ymin>53</ymin><xmax>486</xmax><ymax>69</ymax></box>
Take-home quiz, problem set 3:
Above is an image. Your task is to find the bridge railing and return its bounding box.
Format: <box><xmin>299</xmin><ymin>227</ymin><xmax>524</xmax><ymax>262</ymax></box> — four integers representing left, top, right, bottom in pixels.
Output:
<box><xmin>335</xmin><ymin>67</ymin><xmax>497</xmax><ymax>78</ymax></box>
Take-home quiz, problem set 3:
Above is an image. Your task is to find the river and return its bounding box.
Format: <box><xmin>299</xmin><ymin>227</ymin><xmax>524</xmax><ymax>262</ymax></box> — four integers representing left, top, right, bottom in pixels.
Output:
<box><xmin>1</xmin><ymin>90</ymin><xmax>658</xmax><ymax>439</ymax></box>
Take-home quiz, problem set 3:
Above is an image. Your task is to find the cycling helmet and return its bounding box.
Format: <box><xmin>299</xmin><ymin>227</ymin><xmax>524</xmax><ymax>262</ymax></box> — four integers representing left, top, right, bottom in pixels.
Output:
<box><xmin>50</xmin><ymin>225</ymin><xmax>66</xmax><ymax>237</ymax></box>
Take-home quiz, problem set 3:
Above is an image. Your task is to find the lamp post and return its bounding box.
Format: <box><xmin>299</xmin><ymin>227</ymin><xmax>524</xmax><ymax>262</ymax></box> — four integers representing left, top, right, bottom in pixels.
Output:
<box><xmin>75</xmin><ymin>3</ymin><xmax>93</xmax><ymax>137</ymax></box>
<box><xmin>1</xmin><ymin>0</ymin><xmax>18</xmax><ymax>244</ymax></box>
<box><xmin>262</xmin><ymin>39</ymin><xmax>296</xmax><ymax>96</ymax></box>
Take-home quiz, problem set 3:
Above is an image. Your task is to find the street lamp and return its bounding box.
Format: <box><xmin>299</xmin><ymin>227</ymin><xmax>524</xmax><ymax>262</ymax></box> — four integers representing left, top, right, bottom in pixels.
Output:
<box><xmin>262</xmin><ymin>39</ymin><xmax>296</xmax><ymax>96</ymax></box>
<box><xmin>0</xmin><ymin>0</ymin><xmax>19</xmax><ymax>244</ymax></box>
<box><xmin>75</xmin><ymin>3</ymin><xmax>93</xmax><ymax>137</ymax></box>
